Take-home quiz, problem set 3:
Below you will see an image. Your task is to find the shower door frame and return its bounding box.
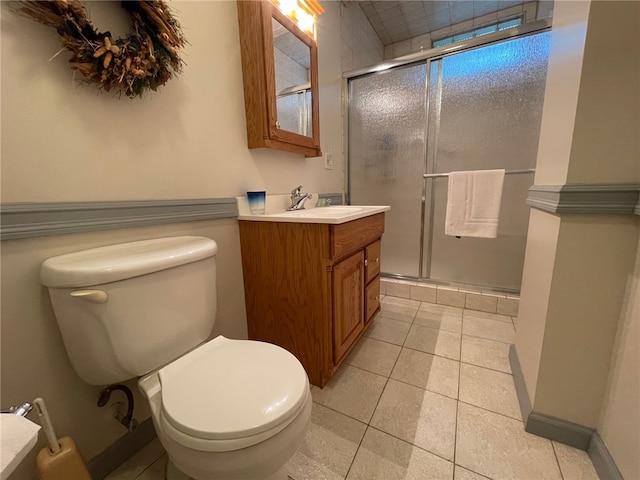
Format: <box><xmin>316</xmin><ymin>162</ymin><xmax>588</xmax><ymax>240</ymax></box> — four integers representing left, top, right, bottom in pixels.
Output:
<box><xmin>344</xmin><ymin>19</ymin><xmax>551</xmax><ymax>289</ymax></box>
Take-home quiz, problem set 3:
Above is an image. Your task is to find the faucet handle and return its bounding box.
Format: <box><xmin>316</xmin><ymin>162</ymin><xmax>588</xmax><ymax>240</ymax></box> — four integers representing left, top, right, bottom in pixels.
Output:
<box><xmin>291</xmin><ymin>185</ymin><xmax>303</xmax><ymax>196</ymax></box>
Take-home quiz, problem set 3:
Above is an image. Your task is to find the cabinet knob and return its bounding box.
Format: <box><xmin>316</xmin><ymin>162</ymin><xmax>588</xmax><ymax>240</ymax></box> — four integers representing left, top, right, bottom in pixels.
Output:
<box><xmin>374</xmin><ymin>257</ymin><xmax>379</xmax><ymax>264</ymax></box>
<box><xmin>364</xmin><ymin>259</ymin><xmax>368</xmax><ymax>266</ymax></box>
<box><xmin>275</xmin><ymin>121</ymin><xmax>281</xmax><ymax>129</ymax></box>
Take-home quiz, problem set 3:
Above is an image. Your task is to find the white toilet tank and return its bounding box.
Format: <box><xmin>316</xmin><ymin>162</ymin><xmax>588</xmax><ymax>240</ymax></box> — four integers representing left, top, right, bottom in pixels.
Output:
<box><xmin>40</xmin><ymin>236</ymin><xmax>218</xmax><ymax>385</ymax></box>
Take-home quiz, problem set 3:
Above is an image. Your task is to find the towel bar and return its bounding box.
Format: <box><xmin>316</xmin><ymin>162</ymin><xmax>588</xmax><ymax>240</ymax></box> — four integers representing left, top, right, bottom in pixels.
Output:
<box><xmin>423</xmin><ymin>168</ymin><xmax>535</xmax><ymax>179</ymax></box>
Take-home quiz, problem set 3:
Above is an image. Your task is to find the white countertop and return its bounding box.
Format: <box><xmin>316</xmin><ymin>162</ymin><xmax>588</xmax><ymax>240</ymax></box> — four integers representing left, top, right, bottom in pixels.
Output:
<box><xmin>237</xmin><ymin>202</ymin><xmax>390</xmax><ymax>224</ymax></box>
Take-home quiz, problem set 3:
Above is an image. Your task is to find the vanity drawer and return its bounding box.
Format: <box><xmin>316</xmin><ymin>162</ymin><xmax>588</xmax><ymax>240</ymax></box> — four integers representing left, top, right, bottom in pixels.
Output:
<box><xmin>331</xmin><ymin>213</ymin><xmax>384</xmax><ymax>260</ymax></box>
<box><xmin>365</xmin><ymin>240</ymin><xmax>381</xmax><ymax>284</ymax></box>
<box><xmin>365</xmin><ymin>277</ymin><xmax>381</xmax><ymax>324</ymax></box>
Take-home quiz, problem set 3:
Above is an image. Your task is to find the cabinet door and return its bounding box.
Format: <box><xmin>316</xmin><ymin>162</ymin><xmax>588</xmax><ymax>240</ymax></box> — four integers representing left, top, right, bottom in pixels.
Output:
<box><xmin>333</xmin><ymin>251</ymin><xmax>365</xmax><ymax>363</ymax></box>
<box><xmin>365</xmin><ymin>240</ymin><xmax>381</xmax><ymax>284</ymax></box>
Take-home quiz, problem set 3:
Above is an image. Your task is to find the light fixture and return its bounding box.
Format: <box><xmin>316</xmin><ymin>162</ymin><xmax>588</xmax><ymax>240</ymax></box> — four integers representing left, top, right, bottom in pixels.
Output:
<box><xmin>271</xmin><ymin>0</ymin><xmax>324</xmax><ymax>38</ymax></box>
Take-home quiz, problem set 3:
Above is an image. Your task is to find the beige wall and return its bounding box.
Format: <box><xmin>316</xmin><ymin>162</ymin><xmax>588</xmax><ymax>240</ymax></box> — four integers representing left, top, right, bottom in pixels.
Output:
<box><xmin>532</xmin><ymin>0</ymin><xmax>589</xmax><ymax>185</ymax></box>
<box><xmin>1</xmin><ymin>1</ymin><xmax>345</xmax><ymax>478</ymax></box>
<box><xmin>566</xmin><ymin>0</ymin><xmax>640</xmax><ymax>184</ymax></box>
<box><xmin>535</xmin><ymin>216</ymin><xmax>639</xmax><ymax>427</ymax></box>
<box><xmin>514</xmin><ymin>208</ymin><xmax>560</xmax><ymax>400</ymax></box>
<box><xmin>0</xmin><ymin>0</ymin><xmax>343</xmax><ymax>202</ymax></box>
<box><xmin>598</xmin><ymin>240</ymin><xmax>640</xmax><ymax>480</ymax></box>
<box><xmin>516</xmin><ymin>0</ymin><xmax>640</xmax><ymax>469</ymax></box>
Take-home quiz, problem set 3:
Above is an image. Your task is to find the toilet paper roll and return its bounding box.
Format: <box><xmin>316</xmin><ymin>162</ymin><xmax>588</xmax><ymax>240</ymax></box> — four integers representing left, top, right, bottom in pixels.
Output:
<box><xmin>0</xmin><ymin>413</ymin><xmax>41</xmax><ymax>479</ymax></box>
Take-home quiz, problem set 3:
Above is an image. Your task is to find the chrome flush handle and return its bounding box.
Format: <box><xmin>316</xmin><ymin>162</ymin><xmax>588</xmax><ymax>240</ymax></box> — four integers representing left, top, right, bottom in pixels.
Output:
<box><xmin>70</xmin><ymin>289</ymin><xmax>108</xmax><ymax>304</ymax></box>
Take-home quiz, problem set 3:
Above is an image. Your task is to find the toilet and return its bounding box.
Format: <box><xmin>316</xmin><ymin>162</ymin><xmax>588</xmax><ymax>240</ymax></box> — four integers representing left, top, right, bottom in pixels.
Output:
<box><xmin>40</xmin><ymin>236</ymin><xmax>311</xmax><ymax>480</ymax></box>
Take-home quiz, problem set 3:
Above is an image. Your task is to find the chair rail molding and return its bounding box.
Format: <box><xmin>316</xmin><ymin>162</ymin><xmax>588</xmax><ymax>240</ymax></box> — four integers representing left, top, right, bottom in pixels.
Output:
<box><xmin>527</xmin><ymin>184</ymin><xmax>640</xmax><ymax>215</ymax></box>
<box><xmin>1</xmin><ymin>198</ymin><xmax>238</xmax><ymax>240</ymax></box>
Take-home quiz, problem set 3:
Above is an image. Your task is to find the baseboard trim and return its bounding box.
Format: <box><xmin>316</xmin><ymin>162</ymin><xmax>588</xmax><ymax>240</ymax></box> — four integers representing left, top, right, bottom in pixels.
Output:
<box><xmin>87</xmin><ymin>418</ymin><xmax>157</xmax><ymax>480</ymax></box>
<box><xmin>526</xmin><ymin>412</ymin><xmax>594</xmax><ymax>450</ymax></box>
<box><xmin>588</xmin><ymin>431</ymin><xmax>624</xmax><ymax>480</ymax></box>
<box><xmin>509</xmin><ymin>345</ymin><xmax>594</xmax><ymax>450</ymax></box>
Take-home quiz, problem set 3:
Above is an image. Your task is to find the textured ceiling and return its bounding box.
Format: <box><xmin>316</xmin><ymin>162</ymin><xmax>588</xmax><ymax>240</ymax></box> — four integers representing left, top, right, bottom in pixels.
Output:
<box><xmin>350</xmin><ymin>1</ymin><xmax>529</xmax><ymax>45</ymax></box>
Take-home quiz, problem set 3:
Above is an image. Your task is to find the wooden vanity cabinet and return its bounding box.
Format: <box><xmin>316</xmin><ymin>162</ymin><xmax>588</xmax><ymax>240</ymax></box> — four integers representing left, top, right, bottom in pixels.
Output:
<box><xmin>239</xmin><ymin>213</ymin><xmax>384</xmax><ymax>387</ymax></box>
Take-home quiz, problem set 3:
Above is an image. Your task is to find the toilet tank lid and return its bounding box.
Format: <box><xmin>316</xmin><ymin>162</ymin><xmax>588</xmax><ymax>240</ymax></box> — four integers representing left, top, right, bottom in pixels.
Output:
<box><xmin>40</xmin><ymin>236</ymin><xmax>217</xmax><ymax>288</ymax></box>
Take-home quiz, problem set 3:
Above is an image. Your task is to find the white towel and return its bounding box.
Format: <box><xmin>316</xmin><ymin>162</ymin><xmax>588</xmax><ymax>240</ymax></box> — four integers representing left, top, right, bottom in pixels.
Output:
<box><xmin>445</xmin><ymin>169</ymin><xmax>505</xmax><ymax>238</ymax></box>
<box><xmin>0</xmin><ymin>414</ymin><xmax>41</xmax><ymax>479</ymax></box>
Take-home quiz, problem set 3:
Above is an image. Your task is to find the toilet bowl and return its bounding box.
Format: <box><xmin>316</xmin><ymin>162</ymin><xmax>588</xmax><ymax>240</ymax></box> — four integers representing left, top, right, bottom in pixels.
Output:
<box><xmin>40</xmin><ymin>236</ymin><xmax>311</xmax><ymax>479</ymax></box>
<box><xmin>140</xmin><ymin>336</ymin><xmax>312</xmax><ymax>480</ymax></box>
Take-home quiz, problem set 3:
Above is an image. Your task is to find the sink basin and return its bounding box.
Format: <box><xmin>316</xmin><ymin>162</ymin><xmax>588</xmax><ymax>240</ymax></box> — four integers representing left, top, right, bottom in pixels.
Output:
<box><xmin>238</xmin><ymin>205</ymin><xmax>390</xmax><ymax>224</ymax></box>
<box><xmin>269</xmin><ymin>206</ymin><xmax>365</xmax><ymax>217</ymax></box>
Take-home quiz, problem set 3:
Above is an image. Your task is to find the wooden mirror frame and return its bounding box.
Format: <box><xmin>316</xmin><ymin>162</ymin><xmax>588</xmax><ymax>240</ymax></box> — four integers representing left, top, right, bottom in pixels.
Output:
<box><xmin>237</xmin><ymin>1</ymin><xmax>321</xmax><ymax>158</ymax></box>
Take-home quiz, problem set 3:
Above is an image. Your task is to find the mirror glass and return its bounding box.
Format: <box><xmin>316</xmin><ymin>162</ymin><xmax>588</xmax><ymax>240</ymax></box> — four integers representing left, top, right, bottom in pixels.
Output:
<box><xmin>272</xmin><ymin>18</ymin><xmax>313</xmax><ymax>137</ymax></box>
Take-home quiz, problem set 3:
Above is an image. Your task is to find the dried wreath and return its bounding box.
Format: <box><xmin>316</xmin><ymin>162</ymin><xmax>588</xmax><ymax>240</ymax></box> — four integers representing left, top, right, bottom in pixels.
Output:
<box><xmin>15</xmin><ymin>0</ymin><xmax>187</xmax><ymax>98</ymax></box>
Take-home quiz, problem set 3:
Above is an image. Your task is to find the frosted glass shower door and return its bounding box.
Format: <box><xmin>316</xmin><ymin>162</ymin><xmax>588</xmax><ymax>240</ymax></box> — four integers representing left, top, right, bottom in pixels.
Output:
<box><xmin>349</xmin><ymin>64</ymin><xmax>427</xmax><ymax>277</ymax></box>
<box><xmin>426</xmin><ymin>32</ymin><xmax>550</xmax><ymax>290</ymax></box>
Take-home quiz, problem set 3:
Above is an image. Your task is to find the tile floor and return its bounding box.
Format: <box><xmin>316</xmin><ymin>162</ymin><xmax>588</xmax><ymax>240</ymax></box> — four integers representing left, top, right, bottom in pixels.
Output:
<box><xmin>106</xmin><ymin>297</ymin><xmax>600</xmax><ymax>480</ymax></box>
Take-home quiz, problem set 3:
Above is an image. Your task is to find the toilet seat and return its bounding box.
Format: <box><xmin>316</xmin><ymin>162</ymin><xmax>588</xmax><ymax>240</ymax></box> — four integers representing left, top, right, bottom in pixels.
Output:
<box><xmin>155</xmin><ymin>336</ymin><xmax>309</xmax><ymax>452</ymax></box>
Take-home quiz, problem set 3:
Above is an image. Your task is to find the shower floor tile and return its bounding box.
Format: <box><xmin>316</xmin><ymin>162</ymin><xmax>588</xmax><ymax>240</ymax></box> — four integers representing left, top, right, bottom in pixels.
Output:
<box><xmin>109</xmin><ymin>300</ymin><xmax>599</xmax><ymax>480</ymax></box>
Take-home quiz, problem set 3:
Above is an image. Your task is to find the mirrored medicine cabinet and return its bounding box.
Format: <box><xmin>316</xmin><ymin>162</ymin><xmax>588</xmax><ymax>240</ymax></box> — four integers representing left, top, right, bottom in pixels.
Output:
<box><xmin>237</xmin><ymin>1</ymin><xmax>321</xmax><ymax>158</ymax></box>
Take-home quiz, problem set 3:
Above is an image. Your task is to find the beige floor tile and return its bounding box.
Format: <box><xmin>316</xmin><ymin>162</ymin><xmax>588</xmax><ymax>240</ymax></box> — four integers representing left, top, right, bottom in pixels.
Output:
<box><xmin>404</xmin><ymin>324</ymin><xmax>461</xmax><ymax>361</ymax></box>
<box><xmin>287</xmin><ymin>403</ymin><xmax>366</xmax><ymax>480</ymax></box>
<box><xmin>346</xmin><ymin>427</ymin><xmax>454</xmax><ymax>480</ymax></box>
<box><xmin>462</xmin><ymin>316</ymin><xmax>515</xmax><ymax>344</ymax></box>
<box><xmin>364</xmin><ymin>315</ymin><xmax>411</xmax><ymax>345</ymax></box>
<box><xmin>414</xmin><ymin>304</ymin><xmax>463</xmax><ymax>334</ymax></box>
<box><xmin>456</xmin><ymin>402</ymin><xmax>562</xmax><ymax>480</ymax></box>
<box><xmin>461</xmin><ymin>335</ymin><xmax>512</xmax><ymax>373</ymax></box>
<box><xmin>454</xmin><ymin>466</ymin><xmax>490</xmax><ymax>480</ymax></box>
<box><xmin>464</xmin><ymin>309</ymin><xmax>513</xmax><ymax>324</ymax></box>
<box><xmin>135</xmin><ymin>455</ymin><xmax>166</xmax><ymax>480</ymax></box>
<box><xmin>459</xmin><ymin>363</ymin><xmax>521</xmax><ymax>420</ymax></box>
<box><xmin>345</xmin><ymin>337</ymin><xmax>401</xmax><ymax>377</ymax></box>
<box><xmin>379</xmin><ymin>297</ymin><xmax>420</xmax><ymax>323</ymax></box>
<box><xmin>391</xmin><ymin>348</ymin><xmax>460</xmax><ymax>399</ymax></box>
<box><xmin>552</xmin><ymin>441</ymin><xmax>600</xmax><ymax>480</ymax></box>
<box><xmin>105</xmin><ymin>439</ymin><xmax>165</xmax><ymax>480</ymax></box>
<box><xmin>312</xmin><ymin>365</ymin><xmax>387</xmax><ymax>423</ymax></box>
<box><xmin>370</xmin><ymin>379</ymin><xmax>457</xmax><ymax>460</ymax></box>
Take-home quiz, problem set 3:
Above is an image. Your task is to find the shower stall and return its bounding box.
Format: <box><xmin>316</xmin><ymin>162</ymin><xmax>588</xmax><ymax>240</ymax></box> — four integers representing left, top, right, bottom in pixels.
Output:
<box><xmin>347</xmin><ymin>23</ymin><xmax>551</xmax><ymax>292</ymax></box>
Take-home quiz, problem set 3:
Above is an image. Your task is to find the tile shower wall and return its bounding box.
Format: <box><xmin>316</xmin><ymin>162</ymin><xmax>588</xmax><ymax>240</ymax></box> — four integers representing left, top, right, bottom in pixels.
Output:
<box><xmin>383</xmin><ymin>1</ymin><xmax>547</xmax><ymax>60</ymax></box>
<box><xmin>341</xmin><ymin>2</ymin><xmax>384</xmax><ymax>72</ymax></box>
<box><xmin>274</xmin><ymin>48</ymin><xmax>308</xmax><ymax>92</ymax></box>
<box><xmin>381</xmin><ymin>278</ymin><xmax>520</xmax><ymax>317</ymax></box>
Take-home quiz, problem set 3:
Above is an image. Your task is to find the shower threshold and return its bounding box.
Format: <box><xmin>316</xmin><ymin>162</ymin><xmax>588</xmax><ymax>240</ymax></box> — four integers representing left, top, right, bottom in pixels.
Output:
<box><xmin>381</xmin><ymin>275</ymin><xmax>520</xmax><ymax>317</ymax></box>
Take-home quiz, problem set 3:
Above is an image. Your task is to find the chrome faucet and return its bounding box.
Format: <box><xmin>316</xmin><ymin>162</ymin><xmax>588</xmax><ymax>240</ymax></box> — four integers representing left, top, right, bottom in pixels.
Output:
<box><xmin>287</xmin><ymin>185</ymin><xmax>312</xmax><ymax>210</ymax></box>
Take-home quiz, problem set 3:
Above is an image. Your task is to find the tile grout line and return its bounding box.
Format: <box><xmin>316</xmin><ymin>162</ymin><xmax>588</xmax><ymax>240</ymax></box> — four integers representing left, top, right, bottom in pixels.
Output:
<box><xmin>342</xmin><ymin>305</ymin><xmax>419</xmax><ymax>479</ymax></box>
<box><xmin>457</xmin><ymin>398</ymin><xmax>527</xmax><ymax>424</ymax></box>
<box><xmin>132</xmin><ymin>454</ymin><xmax>166</xmax><ymax>480</ymax></box>
<box><xmin>316</xmin><ymin>300</ymin><xmax>523</xmax><ymax>479</ymax></box>
<box><xmin>364</xmin><ymin>308</ymin><xmax>516</xmax><ymax>382</ymax></box>
<box><xmin>453</xmin><ymin>308</ymin><xmax>465</xmax><ymax>476</ymax></box>
<box><xmin>551</xmin><ymin>439</ymin><xmax>566</xmax><ymax>480</ymax></box>
<box><xmin>343</xmin><ymin>324</ymin><xmax>407</xmax><ymax>480</ymax></box>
